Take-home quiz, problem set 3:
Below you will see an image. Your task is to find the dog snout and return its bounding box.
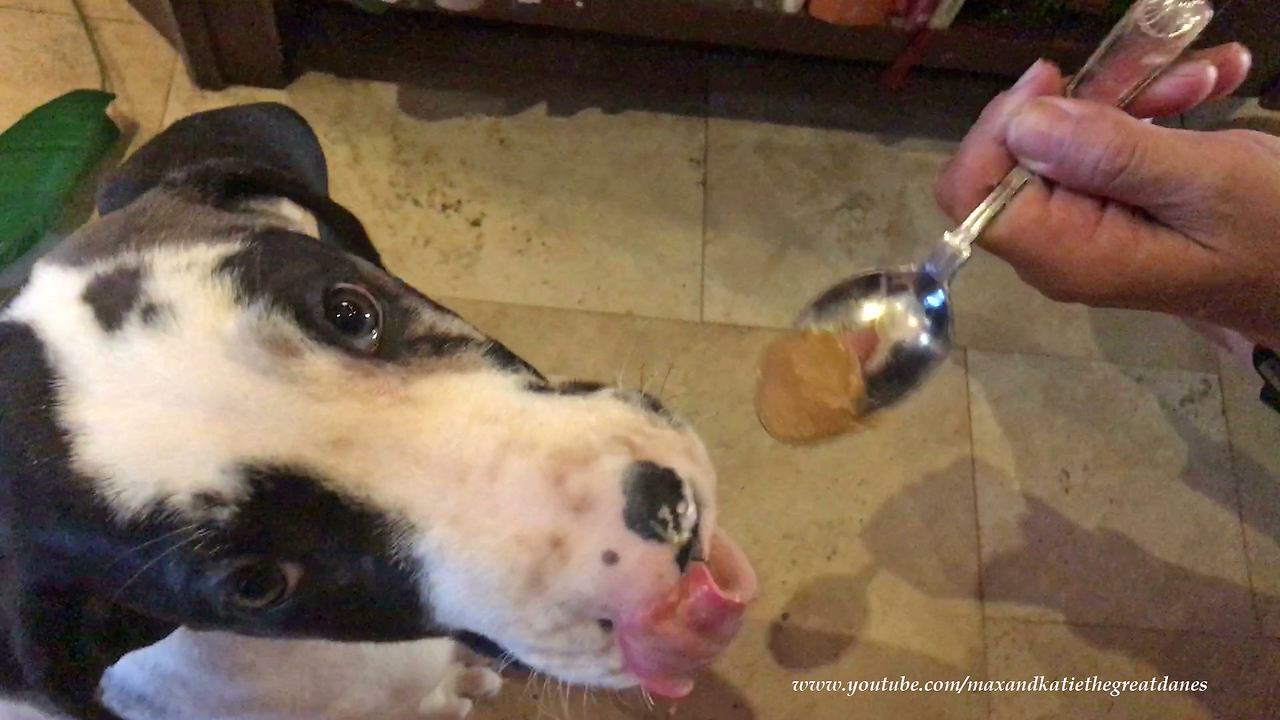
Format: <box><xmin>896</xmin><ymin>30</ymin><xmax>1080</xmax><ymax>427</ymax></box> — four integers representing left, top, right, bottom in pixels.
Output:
<box><xmin>622</xmin><ymin>461</ymin><xmax>700</xmax><ymax>572</ymax></box>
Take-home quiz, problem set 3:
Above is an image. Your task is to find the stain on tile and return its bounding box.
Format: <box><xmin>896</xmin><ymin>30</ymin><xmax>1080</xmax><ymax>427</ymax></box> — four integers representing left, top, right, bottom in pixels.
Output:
<box><xmin>986</xmin><ymin>619</ymin><xmax>1280</xmax><ymax>719</ymax></box>
<box><xmin>968</xmin><ymin>351</ymin><xmax>1255</xmax><ymax>635</ymax></box>
<box><xmin>953</xmin><ymin>252</ymin><xmax>1218</xmax><ymax>372</ymax></box>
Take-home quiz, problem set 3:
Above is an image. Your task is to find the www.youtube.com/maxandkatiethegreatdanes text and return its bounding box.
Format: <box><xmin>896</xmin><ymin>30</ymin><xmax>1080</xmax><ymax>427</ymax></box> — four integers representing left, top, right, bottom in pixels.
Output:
<box><xmin>792</xmin><ymin>676</ymin><xmax>1208</xmax><ymax>697</ymax></box>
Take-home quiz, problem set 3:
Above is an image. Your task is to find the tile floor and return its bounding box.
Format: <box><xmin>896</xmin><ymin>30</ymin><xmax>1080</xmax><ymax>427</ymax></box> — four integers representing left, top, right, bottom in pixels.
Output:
<box><xmin>3</xmin><ymin>3</ymin><xmax>1280</xmax><ymax>718</ymax></box>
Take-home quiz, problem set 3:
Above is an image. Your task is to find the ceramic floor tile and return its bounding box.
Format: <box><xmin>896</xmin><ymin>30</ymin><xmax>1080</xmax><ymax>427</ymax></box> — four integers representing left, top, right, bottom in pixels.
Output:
<box><xmin>953</xmin><ymin>253</ymin><xmax>1219</xmax><ymax>372</ymax></box>
<box><xmin>0</xmin><ymin>0</ymin><xmax>139</xmax><ymax>21</ymax></box>
<box><xmin>0</xmin><ymin>8</ymin><xmax>174</xmax><ymax>135</ymax></box>
<box><xmin>1220</xmin><ymin>354</ymin><xmax>1280</xmax><ymax>637</ymax></box>
<box><xmin>968</xmin><ymin>351</ymin><xmax>1255</xmax><ymax>635</ymax></box>
<box><xmin>708</xmin><ymin>54</ymin><xmax>1004</xmax><ymax>154</ymax></box>
<box><xmin>703</xmin><ymin>120</ymin><xmax>951</xmax><ymax>329</ymax></box>
<box><xmin>445</xmin><ymin>299</ymin><xmax>985</xmax><ymax>719</ymax></box>
<box><xmin>164</xmin><ymin>71</ymin><xmax>706</xmax><ymax>321</ymax></box>
<box><xmin>985</xmin><ymin>619</ymin><xmax>1280</xmax><ymax>719</ymax></box>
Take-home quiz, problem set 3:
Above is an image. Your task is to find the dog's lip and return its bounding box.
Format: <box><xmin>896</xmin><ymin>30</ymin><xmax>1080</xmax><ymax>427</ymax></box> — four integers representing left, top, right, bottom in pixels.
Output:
<box><xmin>617</xmin><ymin>528</ymin><xmax>758</xmax><ymax>698</ymax></box>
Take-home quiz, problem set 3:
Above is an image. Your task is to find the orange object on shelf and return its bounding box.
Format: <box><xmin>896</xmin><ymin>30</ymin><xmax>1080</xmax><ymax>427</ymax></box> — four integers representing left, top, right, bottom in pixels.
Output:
<box><xmin>808</xmin><ymin>0</ymin><xmax>893</xmax><ymax>26</ymax></box>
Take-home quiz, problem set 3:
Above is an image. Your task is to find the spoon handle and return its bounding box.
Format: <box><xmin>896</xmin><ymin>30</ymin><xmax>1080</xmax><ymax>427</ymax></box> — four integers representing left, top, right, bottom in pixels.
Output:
<box><xmin>925</xmin><ymin>0</ymin><xmax>1215</xmax><ymax>282</ymax></box>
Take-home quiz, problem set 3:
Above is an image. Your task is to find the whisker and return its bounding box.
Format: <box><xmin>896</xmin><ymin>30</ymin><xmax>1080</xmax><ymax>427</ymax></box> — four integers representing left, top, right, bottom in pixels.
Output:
<box><xmin>105</xmin><ymin>523</ymin><xmax>199</xmax><ymax>569</ymax></box>
<box><xmin>657</xmin><ymin>362</ymin><xmax>675</xmax><ymax>400</ymax></box>
<box><xmin>616</xmin><ymin>337</ymin><xmax>639</xmax><ymax>390</ymax></box>
<box><xmin>520</xmin><ymin>669</ymin><xmax>538</xmax><ymax>700</ymax></box>
<box><xmin>110</xmin><ymin>531</ymin><xmax>201</xmax><ymax>603</ymax></box>
<box><xmin>641</xmin><ymin>687</ymin><xmax>655</xmax><ymax>709</ymax></box>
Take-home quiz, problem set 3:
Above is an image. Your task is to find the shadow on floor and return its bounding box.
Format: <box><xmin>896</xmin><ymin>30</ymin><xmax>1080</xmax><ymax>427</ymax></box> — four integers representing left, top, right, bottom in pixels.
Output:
<box><xmin>391</xmin><ymin>54</ymin><xmax>1008</xmax><ymax>147</ymax></box>
<box><xmin>863</xmin><ymin>450</ymin><xmax>1279</xmax><ymax>717</ymax></box>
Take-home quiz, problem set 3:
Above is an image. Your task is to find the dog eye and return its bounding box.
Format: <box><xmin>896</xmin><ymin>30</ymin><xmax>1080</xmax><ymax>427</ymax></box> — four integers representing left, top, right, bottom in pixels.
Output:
<box><xmin>324</xmin><ymin>284</ymin><xmax>381</xmax><ymax>351</ymax></box>
<box><xmin>226</xmin><ymin>561</ymin><xmax>302</xmax><ymax>611</ymax></box>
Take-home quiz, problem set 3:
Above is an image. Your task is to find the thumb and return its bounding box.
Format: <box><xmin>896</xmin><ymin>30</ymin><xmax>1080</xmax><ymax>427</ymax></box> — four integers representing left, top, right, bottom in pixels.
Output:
<box><xmin>1005</xmin><ymin>97</ymin><xmax>1215</xmax><ymax>213</ymax></box>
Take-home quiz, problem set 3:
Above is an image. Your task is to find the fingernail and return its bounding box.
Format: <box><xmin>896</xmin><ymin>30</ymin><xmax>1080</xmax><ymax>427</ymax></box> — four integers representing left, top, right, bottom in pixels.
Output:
<box><xmin>1166</xmin><ymin>59</ymin><xmax>1217</xmax><ymax>83</ymax></box>
<box><xmin>1007</xmin><ymin>97</ymin><xmax>1078</xmax><ymax>172</ymax></box>
<box><xmin>1013</xmin><ymin>59</ymin><xmax>1049</xmax><ymax>90</ymax></box>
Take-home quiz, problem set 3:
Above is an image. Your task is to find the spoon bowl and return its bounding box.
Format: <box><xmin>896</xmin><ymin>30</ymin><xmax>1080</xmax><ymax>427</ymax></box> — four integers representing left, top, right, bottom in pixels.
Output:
<box><xmin>796</xmin><ymin>266</ymin><xmax>952</xmax><ymax>417</ymax></box>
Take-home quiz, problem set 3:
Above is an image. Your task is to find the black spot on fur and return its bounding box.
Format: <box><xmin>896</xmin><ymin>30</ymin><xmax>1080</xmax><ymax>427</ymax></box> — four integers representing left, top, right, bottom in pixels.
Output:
<box><xmin>622</xmin><ymin>461</ymin><xmax>690</xmax><ymax>545</ymax></box>
<box><xmin>635</xmin><ymin>392</ymin><xmax>671</xmax><ymax>419</ymax></box>
<box><xmin>528</xmin><ymin>381</ymin><xmax>607</xmax><ymax>396</ymax></box>
<box><xmin>139</xmin><ymin>302</ymin><xmax>161</xmax><ymax>324</ymax></box>
<box><xmin>82</xmin><ymin>265</ymin><xmax>144</xmax><ymax>332</ymax></box>
<box><xmin>601</xmin><ymin>550</ymin><xmax>619</xmax><ymax>566</ymax></box>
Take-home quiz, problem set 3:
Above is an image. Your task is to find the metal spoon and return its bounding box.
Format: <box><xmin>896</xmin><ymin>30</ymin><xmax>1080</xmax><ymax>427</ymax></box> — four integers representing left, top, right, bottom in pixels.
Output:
<box><xmin>780</xmin><ymin>0</ymin><xmax>1215</xmax><ymax>426</ymax></box>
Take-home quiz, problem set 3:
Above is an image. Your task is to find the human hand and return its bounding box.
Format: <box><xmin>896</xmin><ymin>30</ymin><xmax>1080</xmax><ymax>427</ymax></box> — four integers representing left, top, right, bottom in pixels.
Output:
<box><xmin>935</xmin><ymin>44</ymin><xmax>1280</xmax><ymax>351</ymax></box>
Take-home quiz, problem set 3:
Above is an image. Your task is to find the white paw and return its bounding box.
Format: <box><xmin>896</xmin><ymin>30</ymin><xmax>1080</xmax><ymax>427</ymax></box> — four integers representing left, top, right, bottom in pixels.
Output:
<box><xmin>417</xmin><ymin>654</ymin><xmax>502</xmax><ymax>719</ymax></box>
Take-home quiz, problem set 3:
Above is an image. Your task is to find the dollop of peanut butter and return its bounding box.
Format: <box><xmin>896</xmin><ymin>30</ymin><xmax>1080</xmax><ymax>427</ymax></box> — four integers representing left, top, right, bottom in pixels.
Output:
<box><xmin>754</xmin><ymin>330</ymin><xmax>866</xmax><ymax>443</ymax></box>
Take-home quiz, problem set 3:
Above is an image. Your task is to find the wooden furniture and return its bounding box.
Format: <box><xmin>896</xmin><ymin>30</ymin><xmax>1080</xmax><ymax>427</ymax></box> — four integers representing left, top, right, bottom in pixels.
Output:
<box><xmin>132</xmin><ymin>0</ymin><xmax>1280</xmax><ymax>107</ymax></box>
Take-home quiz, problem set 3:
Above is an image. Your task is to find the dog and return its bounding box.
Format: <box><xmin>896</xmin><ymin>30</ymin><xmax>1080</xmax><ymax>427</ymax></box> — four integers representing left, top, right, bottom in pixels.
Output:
<box><xmin>0</xmin><ymin>103</ymin><xmax>757</xmax><ymax>719</ymax></box>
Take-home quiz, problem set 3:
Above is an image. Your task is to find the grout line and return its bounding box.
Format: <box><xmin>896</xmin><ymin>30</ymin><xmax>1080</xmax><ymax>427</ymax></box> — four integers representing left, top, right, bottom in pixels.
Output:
<box><xmin>157</xmin><ymin>50</ymin><xmax>179</xmax><ymax>130</ymax></box>
<box><xmin>961</xmin><ymin>349</ymin><xmax>993</xmax><ymax>714</ymax></box>
<box><xmin>0</xmin><ymin>2</ymin><xmax>139</xmax><ymax>24</ymax></box>
<box><xmin>1214</xmin><ymin>350</ymin><xmax>1265</xmax><ymax>635</ymax></box>
<box><xmin>698</xmin><ymin>112</ymin><xmax>709</xmax><ymax>324</ymax></box>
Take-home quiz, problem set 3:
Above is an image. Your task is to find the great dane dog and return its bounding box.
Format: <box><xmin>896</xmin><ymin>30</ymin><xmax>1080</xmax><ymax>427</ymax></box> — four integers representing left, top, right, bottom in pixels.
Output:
<box><xmin>0</xmin><ymin>103</ymin><xmax>757</xmax><ymax>719</ymax></box>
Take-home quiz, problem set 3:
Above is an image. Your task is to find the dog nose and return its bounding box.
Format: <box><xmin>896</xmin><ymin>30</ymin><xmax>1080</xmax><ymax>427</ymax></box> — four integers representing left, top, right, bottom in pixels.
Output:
<box><xmin>622</xmin><ymin>461</ymin><xmax>700</xmax><ymax>570</ymax></box>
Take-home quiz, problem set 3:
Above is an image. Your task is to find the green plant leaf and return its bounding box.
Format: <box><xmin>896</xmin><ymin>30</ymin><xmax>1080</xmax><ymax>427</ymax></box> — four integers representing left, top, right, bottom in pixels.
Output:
<box><xmin>0</xmin><ymin>89</ymin><xmax>120</xmax><ymax>270</ymax></box>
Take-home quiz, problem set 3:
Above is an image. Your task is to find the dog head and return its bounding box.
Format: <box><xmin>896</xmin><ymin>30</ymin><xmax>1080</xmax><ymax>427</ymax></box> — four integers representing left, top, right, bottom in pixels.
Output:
<box><xmin>0</xmin><ymin>104</ymin><xmax>756</xmax><ymax>698</ymax></box>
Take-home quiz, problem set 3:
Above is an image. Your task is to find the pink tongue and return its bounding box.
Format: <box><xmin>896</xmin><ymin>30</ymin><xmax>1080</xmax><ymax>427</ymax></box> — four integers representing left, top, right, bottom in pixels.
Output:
<box><xmin>619</xmin><ymin>529</ymin><xmax>759</xmax><ymax>699</ymax></box>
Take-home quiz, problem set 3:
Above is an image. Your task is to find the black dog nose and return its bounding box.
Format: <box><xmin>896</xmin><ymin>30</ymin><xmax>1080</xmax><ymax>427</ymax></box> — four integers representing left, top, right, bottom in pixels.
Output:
<box><xmin>622</xmin><ymin>462</ymin><xmax>700</xmax><ymax>571</ymax></box>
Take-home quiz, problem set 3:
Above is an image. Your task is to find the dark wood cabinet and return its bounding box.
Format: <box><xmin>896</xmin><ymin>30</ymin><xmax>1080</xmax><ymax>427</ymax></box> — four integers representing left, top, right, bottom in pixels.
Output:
<box><xmin>135</xmin><ymin>0</ymin><xmax>1280</xmax><ymax>107</ymax></box>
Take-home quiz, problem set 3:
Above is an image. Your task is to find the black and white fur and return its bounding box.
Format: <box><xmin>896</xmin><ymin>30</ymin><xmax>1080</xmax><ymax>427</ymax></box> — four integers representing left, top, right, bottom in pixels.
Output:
<box><xmin>0</xmin><ymin>104</ymin><xmax>719</xmax><ymax>719</ymax></box>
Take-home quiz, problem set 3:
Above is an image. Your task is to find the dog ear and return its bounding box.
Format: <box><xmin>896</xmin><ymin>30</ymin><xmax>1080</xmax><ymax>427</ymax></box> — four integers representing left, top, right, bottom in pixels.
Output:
<box><xmin>96</xmin><ymin>103</ymin><xmax>385</xmax><ymax>269</ymax></box>
<box><xmin>181</xmin><ymin>162</ymin><xmax>384</xmax><ymax>269</ymax></box>
<box><xmin>98</xmin><ymin>103</ymin><xmax>329</xmax><ymax>214</ymax></box>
